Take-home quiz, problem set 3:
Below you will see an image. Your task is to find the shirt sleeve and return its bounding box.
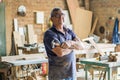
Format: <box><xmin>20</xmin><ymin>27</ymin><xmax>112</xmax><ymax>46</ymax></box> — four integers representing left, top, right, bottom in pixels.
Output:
<box><xmin>43</xmin><ymin>30</ymin><xmax>60</xmax><ymax>51</ymax></box>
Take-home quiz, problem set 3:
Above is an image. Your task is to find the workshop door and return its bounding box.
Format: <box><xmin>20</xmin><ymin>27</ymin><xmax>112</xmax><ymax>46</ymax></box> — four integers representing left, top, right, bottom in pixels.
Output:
<box><xmin>0</xmin><ymin>3</ymin><xmax>6</xmax><ymax>56</ymax></box>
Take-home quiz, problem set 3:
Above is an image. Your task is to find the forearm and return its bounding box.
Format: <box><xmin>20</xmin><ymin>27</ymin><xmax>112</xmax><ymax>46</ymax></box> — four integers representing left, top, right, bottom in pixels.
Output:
<box><xmin>51</xmin><ymin>37</ymin><xmax>84</xmax><ymax>57</ymax></box>
<box><xmin>52</xmin><ymin>46</ymin><xmax>72</xmax><ymax>57</ymax></box>
<box><xmin>68</xmin><ymin>40</ymin><xmax>84</xmax><ymax>50</ymax></box>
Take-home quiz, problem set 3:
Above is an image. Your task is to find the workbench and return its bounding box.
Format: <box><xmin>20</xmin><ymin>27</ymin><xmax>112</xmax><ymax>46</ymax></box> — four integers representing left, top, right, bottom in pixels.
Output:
<box><xmin>1</xmin><ymin>53</ymin><xmax>48</xmax><ymax>80</ymax></box>
<box><xmin>80</xmin><ymin>58</ymin><xmax>120</xmax><ymax>80</ymax></box>
<box><xmin>75</xmin><ymin>43</ymin><xmax>116</xmax><ymax>54</ymax></box>
<box><xmin>75</xmin><ymin>43</ymin><xmax>116</xmax><ymax>58</ymax></box>
<box><xmin>0</xmin><ymin>43</ymin><xmax>116</xmax><ymax>80</ymax></box>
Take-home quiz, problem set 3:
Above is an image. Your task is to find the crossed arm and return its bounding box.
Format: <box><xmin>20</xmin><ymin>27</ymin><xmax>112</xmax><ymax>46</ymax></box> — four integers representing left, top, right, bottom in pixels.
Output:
<box><xmin>52</xmin><ymin>37</ymin><xmax>84</xmax><ymax>57</ymax></box>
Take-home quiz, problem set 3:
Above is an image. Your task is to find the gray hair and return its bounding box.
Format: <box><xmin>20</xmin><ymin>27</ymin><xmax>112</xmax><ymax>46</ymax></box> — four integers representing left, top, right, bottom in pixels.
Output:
<box><xmin>50</xmin><ymin>7</ymin><xmax>63</xmax><ymax>17</ymax></box>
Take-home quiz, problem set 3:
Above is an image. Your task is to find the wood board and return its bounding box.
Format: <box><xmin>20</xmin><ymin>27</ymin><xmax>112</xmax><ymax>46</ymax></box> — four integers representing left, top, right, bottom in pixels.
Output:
<box><xmin>90</xmin><ymin>17</ymin><xmax>98</xmax><ymax>35</ymax></box>
<box><xmin>13</xmin><ymin>31</ymin><xmax>23</xmax><ymax>55</ymax></box>
<box><xmin>13</xmin><ymin>31</ymin><xmax>23</xmax><ymax>47</ymax></box>
<box><xmin>27</xmin><ymin>24</ymin><xmax>37</xmax><ymax>44</ymax></box>
<box><xmin>66</xmin><ymin>0</ymin><xmax>79</xmax><ymax>25</ymax></box>
<box><xmin>74</xmin><ymin>8</ymin><xmax>92</xmax><ymax>39</ymax></box>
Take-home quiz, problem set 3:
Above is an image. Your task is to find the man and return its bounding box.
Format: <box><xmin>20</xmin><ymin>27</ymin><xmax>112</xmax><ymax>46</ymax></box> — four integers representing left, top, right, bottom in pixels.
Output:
<box><xmin>43</xmin><ymin>7</ymin><xmax>83</xmax><ymax>80</ymax></box>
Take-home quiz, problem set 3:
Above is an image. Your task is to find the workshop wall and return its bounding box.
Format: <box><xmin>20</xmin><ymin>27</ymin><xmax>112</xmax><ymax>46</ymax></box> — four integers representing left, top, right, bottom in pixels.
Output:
<box><xmin>90</xmin><ymin>0</ymin><xmax>120</xmax><ymax>41</ymax></box>
<box><xmin>3</xmin><ymin>0</ymin><xmax>67</xmax><ymax>55</ymax></box>
<box><xmin>2</xmin><ymin>0</ymin><xmax>97</xmax><ymax>55</ymax></box>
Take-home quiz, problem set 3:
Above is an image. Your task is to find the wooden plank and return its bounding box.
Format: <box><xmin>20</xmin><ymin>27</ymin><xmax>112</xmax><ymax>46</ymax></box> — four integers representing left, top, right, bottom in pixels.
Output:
<box><xmin>1</xmin><ymin>53</ymin><xmax>46</xmax><ymax>62</ymax></box>
<box><xmin>13</xmin><ymin>31</ymin><xmax>23</xmax><ymax>55</ymax></box>
<box><xmin>74</xmin><ymin>8</ymin><xmax>92</xmax><ymax>39</ymax></box>
<box><xmin>5</xmin><ymin>5</ymin><xmax>12</xmax><ymax>55</ymax></box>
<box><xmin>119</xmin><ymin>22</ymin><xmax>120</xmax><ymax>32</ymax></box>
<box><xmin>85</xmin><ymin>0</ymin><xmax>90</xmax><ymax>10</ymax></box>
<box><xmin>90</xmin><ymin>17</ymin><xmax>98</xmax><ymax>35</ymax></box>
<box><xmin>13</xmin><ymin>31</ymin><xmax>23</xmax><ymax>47</ymax></box>
<box><xmin>27</xmin><ymin>24</ymin><xmax>37</xmax><ymax>44</ymax></box>
<box><xmin>82</xmin><ymin>37</ymin><xmax>105</xmax><ymax>56</ymax></box>
<box><xmin>66</xmin><ymin>0</ymin><xmax>79</xmax><ymax>25</ymax></box>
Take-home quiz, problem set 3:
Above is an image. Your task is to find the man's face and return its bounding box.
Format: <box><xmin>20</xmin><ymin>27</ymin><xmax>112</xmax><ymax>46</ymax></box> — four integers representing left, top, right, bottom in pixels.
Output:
<box><xmin>51</xmin><ymin>10</ymin><xmax>64</xmax><ymax>26</ymax></box>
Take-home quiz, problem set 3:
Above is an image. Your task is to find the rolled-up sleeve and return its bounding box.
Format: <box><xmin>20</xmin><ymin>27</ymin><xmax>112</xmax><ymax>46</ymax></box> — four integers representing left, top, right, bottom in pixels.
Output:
<box><xmin>44</xmin><ymin>30</ymin><xmax>60</xmax><ymax>51</ymax></box>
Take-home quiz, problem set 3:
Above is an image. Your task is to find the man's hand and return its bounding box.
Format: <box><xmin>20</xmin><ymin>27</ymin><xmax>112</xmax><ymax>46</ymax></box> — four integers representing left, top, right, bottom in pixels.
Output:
<box><xmin>60</xmin><ymin>40</ymin><xmax>84</xmax><ymax>50</ymax></box>
<box><xmin>60</xmin><ymin>41</ymin><xmax>72</xmax><ymax>49</ymax></box>
<box><xmin>52</xmin><ymin>41</ymin><xmax>72</xmax><ymax>57</ymax></box>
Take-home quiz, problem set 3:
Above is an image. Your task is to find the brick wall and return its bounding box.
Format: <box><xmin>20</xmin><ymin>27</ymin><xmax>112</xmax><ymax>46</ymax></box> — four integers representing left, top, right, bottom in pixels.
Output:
<box><xmin>4</xmin><ymin>0</ymin><xmax>117</xmax><ymax>55</ymax></box>
<box><xmin>90</xmin><ymin>0</ymin><xmax>120</xmax><ymax>41</ymax></box>
<box><xmin>4</xmin><ymin>0</ymin><xmax>67</xmax><ymax>55</ymax></box>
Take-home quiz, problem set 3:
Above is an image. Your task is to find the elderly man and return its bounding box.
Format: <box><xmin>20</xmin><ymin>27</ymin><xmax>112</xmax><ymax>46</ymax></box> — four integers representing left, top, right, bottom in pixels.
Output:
<box><xmin>43</xmin><ymin>7</ymin><xmax>83</xmax><ymax>80</ymax></box>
